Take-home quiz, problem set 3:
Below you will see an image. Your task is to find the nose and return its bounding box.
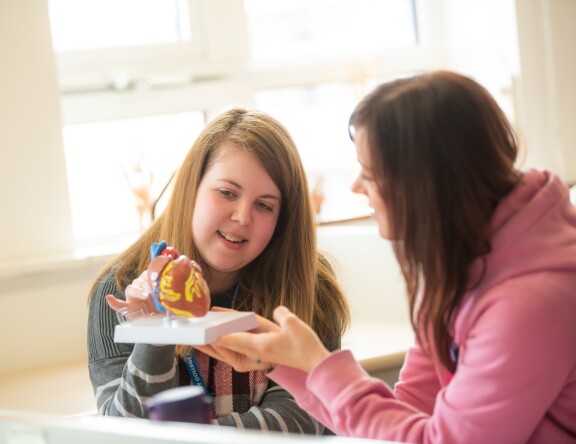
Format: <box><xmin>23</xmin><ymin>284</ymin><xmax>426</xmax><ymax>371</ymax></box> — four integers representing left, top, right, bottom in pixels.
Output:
<box><xmin>231</xmin><ymin>201</ymin><xmax>252</xmax><ymax>226</ymax></box>
<box><xmin>350</xmin><ymin>174</ymin><xmax>364</xmax><ymax>195</ymax></box>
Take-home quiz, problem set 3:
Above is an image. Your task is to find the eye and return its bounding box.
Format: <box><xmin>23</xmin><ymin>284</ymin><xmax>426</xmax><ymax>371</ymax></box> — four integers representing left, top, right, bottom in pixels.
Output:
<box><xmin>360</xmin><ymin>166</ymin><xmax>375</xmax><ymax>182</ymax></box>
<box><xmin>218</xmin><ymin>189</ymin><xmax>236</xmax><ymax>199</ymax></box>
<box><xmin>255</xmin><ymin>201</ymin><xmax>274</xmax><ymax>213</ymax></box>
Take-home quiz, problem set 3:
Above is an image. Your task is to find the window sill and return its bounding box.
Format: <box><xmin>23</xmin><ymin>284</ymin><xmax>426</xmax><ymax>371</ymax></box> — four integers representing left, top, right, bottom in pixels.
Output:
<box><xmin>0</xmin><ymin>240</ymin><xmax>128</xmax><ymax>284</ymax></box>
<box><xmin>317</xmin><ymin>213</ymin><xmax>372</xmax><ymax>226</ymax></box>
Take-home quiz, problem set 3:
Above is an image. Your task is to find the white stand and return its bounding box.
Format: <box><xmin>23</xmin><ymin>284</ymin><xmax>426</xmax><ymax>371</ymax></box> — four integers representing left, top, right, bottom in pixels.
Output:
<box><xmin>114</xmin><ymin>311</ymin><xmax>258</xmax><ymax>345</ymax></box>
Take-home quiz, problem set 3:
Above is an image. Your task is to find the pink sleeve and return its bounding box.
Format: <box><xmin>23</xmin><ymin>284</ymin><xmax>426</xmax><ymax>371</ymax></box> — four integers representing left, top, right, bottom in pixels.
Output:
<box><xmin>267</xmin><ymin>364</ymin><xmax>334</xmax><ymax>428</ymax></box>
<box><xmin>303</xmin><ymin>279</ymin><xmax>576</xmax><ymax>443</ymax></box>
<box><xmin>305</xmin><ymin>350</ymin><xmax>431</xmax><ymax>442</ymax></box>
<box><xmin>394</xmin><ymin>341</ymin><xmax>442</xmax><ymax>415</ymax></box>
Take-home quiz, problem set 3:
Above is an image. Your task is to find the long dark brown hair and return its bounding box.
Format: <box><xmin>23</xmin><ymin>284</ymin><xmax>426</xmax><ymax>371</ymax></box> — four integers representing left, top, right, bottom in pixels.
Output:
<box><xmin>90</xmin><ymin>108</ymin><xmax>349</xmax><ymax>354</ymax></box>
<box><xmin>349</xmin><ymin>71</ymin><xmax>520</xmax><ymax>371</ymax></box>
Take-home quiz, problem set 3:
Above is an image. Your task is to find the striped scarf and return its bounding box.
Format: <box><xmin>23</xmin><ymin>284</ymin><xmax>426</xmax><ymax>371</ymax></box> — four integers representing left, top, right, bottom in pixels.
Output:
<box><xmin>179</xmin><ymin>351</ymin><xmax>269</xmax><ymax>418</ymax></box>
<box><xmin>178</xmin><ymin>288</ymin><xmax>268</xmax><ymax>418</ymax></box>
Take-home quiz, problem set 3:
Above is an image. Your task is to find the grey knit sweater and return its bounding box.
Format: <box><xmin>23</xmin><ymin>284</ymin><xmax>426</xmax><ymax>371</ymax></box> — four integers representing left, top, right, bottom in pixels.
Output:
<box><xmin>87</xmin><ymin>270</ymin><xmax>331</xmax><ymax>434</ymax></box>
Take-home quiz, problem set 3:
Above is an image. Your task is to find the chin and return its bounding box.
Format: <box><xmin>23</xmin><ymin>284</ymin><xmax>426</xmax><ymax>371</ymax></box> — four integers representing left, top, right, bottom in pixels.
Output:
<box><xmin>213</xmin><ymin>260</ymin><xmax>251</xmax><ymax>273</ymax></box>
<box><xmin>377</xmin><ymin>225</ymin><xmax>391</xmax><ymax>240</ymax></box>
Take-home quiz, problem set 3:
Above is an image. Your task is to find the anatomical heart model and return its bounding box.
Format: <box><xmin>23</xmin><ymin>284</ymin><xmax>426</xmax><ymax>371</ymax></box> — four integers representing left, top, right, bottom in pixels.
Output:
<box><xmin>147</xmin><ymin>241</ymin><xmax>210</xmax><ymax>318</ymax></box>
<box><xmin>113</xmin><ymin>241</ymin><xmax>257</xmax><ymax>345</ymax></box>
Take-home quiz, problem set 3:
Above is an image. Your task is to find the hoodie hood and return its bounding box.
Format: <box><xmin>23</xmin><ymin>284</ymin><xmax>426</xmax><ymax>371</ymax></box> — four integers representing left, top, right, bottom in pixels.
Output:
<box><xmin>468</xmin><ymin>169</ymin><xmax>576</xmax><ymax>294</ymax></box>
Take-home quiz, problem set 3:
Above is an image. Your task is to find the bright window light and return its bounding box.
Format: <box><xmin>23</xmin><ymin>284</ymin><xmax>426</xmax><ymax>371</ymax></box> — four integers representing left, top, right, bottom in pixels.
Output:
<box><xmin>48</xmin><ymin>0</ymin><xmax>191</xmax><ymax>51</ymax></box>
<box><xmin>61</xmin><ymin>111</ymin><xmax>205</xmax><ymax>246</ymax></box>
<box><xmin>48</xmin><ymin>1</ymin><xmax>427</xmax><ymax>246</ymax></box>
<box><xmin>244</xmin><ymin>0</ymin><xmax>417</xmax><ymax>63</ymax></box>
<box><xmin>256</xmin><ymin>82</ymin><xmax>369</xmax><ymax>221</ymax></box>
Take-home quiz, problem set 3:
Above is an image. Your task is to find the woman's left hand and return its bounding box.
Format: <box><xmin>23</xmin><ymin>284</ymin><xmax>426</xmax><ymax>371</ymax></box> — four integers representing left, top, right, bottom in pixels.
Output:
<box><xmin>106</xmin><ymin>270</ymin><xmax>157</xmax><ymax>320</ymax></box>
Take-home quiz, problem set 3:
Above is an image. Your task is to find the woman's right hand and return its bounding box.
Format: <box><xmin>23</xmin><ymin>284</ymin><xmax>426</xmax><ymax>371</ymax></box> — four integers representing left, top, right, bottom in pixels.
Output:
<box><xmin>106</xmin><ymin>270</ymin><xmax>158</xmax><ymax>320</ymax></box>
<box><xmin>197</xmin><ymin>306</ymin><xmax>330</xmax><ymax>373</ymax></box>
<box><xmin>195</xmin><ymin>307</ymin><xmax>281</xmax><ymax>371</ymax></box>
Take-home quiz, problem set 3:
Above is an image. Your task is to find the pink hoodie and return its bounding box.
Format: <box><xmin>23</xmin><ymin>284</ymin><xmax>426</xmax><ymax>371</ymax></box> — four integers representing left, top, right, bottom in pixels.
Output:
<box><xmin>269</xmin><ymin>170</ymin><xmax>576</xmax><ymax>443</ymax></box>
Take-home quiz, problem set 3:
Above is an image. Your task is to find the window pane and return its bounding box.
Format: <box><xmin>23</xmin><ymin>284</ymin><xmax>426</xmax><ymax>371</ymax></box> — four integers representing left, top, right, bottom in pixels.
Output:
<box><xmin>255</xmin><ymin>83</ymin><xmax>370</xmax><ymax>222</ymax></box>
<box><xmin>244</xmin><ymin>0</ymin><xmax>416</xmax><ymax>63</ymax></box>
<box><xmin>48</xmin><ymin>0</ymin><xmax>191</xmax><ymax>51</ymax></box>
<box><xmin>62</xmin><ymin>112</ymin><xmax>204</xmax><ymax>246</ymax></box>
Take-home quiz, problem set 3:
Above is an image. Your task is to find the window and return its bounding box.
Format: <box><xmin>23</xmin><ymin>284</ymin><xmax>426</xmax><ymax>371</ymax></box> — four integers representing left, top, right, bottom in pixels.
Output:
<box><xmin>244</xmin><ymin>0</ymin><xmax>417</xmax><ymax>64</ymax></box>
<box><xmin>254</xmin><ymin>82</ymin><xmax>368</xmax><ymax>222</ymax></box>
<box><xmin>49</xmin><ymin>0</ymin><xmax>192</xmax><ymax>51</ymax></box>
<box><xmin>48</xmin><ymin>0</ymin><xmax>246</xmax><ymax>93</ymax></box>
<box><xmin>48</xmin><ymin>1</ymin><xmax>448</xmax><ymax>249</ymax></box>
<box><xmin>62</xmin><ymin>111</ymin><xmax>205</xmax><ymax>247</ymax></box>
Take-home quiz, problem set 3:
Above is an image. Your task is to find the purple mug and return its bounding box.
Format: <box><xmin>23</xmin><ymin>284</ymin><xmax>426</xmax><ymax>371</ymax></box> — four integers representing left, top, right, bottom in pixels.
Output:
<box><xmin>145</xmin><ymin>386</ymin><xmax>214</xmax><ymax>424</ymax></box>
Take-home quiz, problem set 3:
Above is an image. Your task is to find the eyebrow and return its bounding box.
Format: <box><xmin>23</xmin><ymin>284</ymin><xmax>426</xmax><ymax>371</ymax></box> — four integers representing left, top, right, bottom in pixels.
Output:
<box><xmin>217</xmin><ymin>179</ymin><xmax>281</xmax><ymax>200</ymax></box>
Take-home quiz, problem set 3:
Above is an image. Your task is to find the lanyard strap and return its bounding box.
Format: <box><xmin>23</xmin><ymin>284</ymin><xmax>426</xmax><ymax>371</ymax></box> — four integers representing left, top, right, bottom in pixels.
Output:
<box><xmin>183</xmin><ymin>284</ymin><xmax>239</xmax><ymax>395</ymax></box>
<box><xmin>230</xmin><ymin>284</ymin><xmax>239</xmax><ymax>309</ymax></box>
<box><xmin>183</xmin><ymin>351</ymin><xmax>211</xmax><ymax>395</ymax></box>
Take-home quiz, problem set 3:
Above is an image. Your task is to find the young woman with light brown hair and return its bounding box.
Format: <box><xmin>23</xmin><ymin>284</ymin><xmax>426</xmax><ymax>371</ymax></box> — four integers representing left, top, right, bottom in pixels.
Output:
<box><xmin>87</xmin><ymin>107</ymin><xmax>349</xmax><ymax>434</ymax></box>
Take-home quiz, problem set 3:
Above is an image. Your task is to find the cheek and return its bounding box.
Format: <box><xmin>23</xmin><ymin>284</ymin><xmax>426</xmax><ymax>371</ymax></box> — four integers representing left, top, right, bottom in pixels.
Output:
<box><xmin>366</xmin><ymin>185</ymin><xmax>380</xmax><ymax>206</ymax></box>
<box><xmin>375</xmin><ymin>198</ymin><xmax>388</xmax><ymax>221</ymax></box>
<box><xmin>255</xmin><ymin>213</ymin><xmax>279</xmax><ymax>246</ymax></box>
<box><xmin>191</xmin><ymin>194</ymin><xmax>216</xmax><ymax>237</ymax></box>
<box><xmin>191</xmin><ymin>211</ymin><xmax>203</xmax><ymax>242</ymax></box>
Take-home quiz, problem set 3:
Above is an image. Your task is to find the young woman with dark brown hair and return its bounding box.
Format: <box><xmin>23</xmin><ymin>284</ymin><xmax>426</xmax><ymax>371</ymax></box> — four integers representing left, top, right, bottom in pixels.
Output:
<box><xmin>199</xmin><ymin>72</ymin><xmax>576</xmax><ymax>443</ymax></box>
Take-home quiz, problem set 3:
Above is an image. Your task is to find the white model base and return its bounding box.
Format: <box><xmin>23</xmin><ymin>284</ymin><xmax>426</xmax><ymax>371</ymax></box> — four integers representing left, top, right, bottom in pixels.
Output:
<box><xmin>114</xmin><ymin>311</ymin><xmax>258</xmax><ymax>345</ymax></box>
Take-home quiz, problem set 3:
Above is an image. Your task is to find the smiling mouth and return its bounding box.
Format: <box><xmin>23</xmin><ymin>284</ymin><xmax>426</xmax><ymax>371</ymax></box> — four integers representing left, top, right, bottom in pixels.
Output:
<box><xmin>218</xmin><ymin>231</ymin><xmax>246</xmax><ymax>244</ymax></box>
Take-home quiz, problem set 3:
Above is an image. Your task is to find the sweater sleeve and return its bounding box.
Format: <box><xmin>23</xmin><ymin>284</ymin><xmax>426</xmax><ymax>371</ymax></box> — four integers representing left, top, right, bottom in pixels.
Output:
<box><xmin>87</xmin><ymin>270</ymin><xmax>179</xmax><ymax>417</ymax></box>
<box><xmin>304</xmin><ymin>349</ymin><xmax>429</xmax><ymax>442</ymax></box>
<box><xmin>394</xmin><ymin>340</ymin><xmax>442</xmax><ymax>415</ymax></box>
<box><xmin>267</xmin><ymin>365</ymin><xmax>333</xmax><ymax>428</ymax></box>
<box><xmin>215</xmin><ymin>381</ymin><xmax>324</xmax><ymax>435</ymax></box>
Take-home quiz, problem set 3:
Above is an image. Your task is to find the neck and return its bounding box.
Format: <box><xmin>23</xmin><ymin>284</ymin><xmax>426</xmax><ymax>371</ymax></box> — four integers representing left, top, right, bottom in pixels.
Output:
<box><xmin>206</xmin><ymin>269</ymin><xmax>238</xmax><ymax>294</ymax></box>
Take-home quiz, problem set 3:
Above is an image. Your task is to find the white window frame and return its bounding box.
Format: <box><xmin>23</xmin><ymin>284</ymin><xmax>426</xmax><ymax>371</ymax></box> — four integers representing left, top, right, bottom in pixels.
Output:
<box><xmin>57</xmin><ymin>0</ymin><xmax>443</xmax><ymax>125</ymax></box>
<box><xmin>56</xmin><ymin>0</ymin><xmax>449</xmax><ymax>252</ymax></box>
<box><xmin>54</xmin><ymin>0</ymin><xmax>251</xmax><ymax>95</ymax></box>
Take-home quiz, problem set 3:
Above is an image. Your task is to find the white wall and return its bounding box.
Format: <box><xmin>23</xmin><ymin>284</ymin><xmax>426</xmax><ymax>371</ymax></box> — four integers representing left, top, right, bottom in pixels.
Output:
<box><xmin>0</xmin><ymin>0</ymin><xmax>79</xmax><ymax>375</ymax></box>
<box><xmin>515</xmin><ymin>0</ymin><xmax>576</xmax><ymax>181</ymax></box>
<box><xmin>0</xmin><ymin>1</ymin><xmax>74</xmax><ymax>266</ymax></box>
<box><xmin>318</xmin><ymin>224</ymin><xmax>409</xmax><ymax>326</ymax></box>
<box><xmin>0</xmin><ymin>260</ymin><xmax>103</xmax><ymax>374</ymax></box>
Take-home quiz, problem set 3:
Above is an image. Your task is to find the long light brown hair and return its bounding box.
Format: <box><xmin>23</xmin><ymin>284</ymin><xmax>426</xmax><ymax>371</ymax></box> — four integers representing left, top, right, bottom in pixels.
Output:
<box><xmin>90</xmin><ymin>107</ymin><xmax>349</xmax><ymax>353</ymax></box>
<box><xmin>349</xmin><ymin>71</ymin><xmax>520</xmax><ymax>371</ymax></box>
